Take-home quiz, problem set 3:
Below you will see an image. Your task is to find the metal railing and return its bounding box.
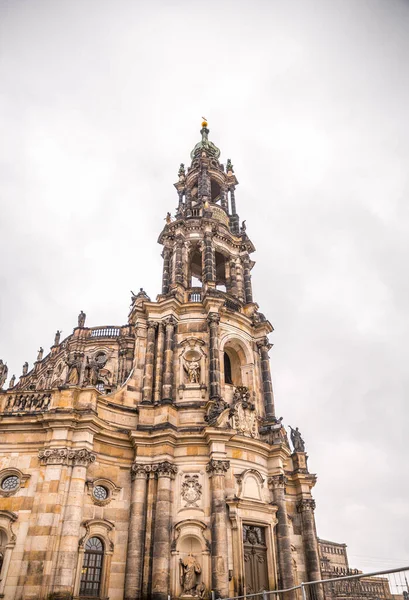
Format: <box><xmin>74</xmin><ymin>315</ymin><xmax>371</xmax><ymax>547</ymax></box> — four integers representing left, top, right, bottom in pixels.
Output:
<box><xmin>208</xmin><ymin>566</ymin><xmax>409</xmax><ymax>600</ymax></box>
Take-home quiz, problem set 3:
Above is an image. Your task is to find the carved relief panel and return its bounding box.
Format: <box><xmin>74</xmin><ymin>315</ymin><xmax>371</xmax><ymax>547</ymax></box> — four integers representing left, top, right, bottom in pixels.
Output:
<box><xmin>178</xmin><ymin>470</ymin><xmax>206</xmax><ymax>514</ymax></box>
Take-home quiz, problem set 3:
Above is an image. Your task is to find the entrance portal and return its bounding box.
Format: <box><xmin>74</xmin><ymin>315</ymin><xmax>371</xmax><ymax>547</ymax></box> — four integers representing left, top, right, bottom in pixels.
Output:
<box><xmin>243</xmin><ymin>525</ymin><xmax>269</xmax><ymax>594</ymax></box>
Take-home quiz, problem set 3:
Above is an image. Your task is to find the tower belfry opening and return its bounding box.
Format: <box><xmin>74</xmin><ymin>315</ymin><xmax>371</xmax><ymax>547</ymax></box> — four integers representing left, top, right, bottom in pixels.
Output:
<box><xmin>0</xmin><ymin>120</ymin><xmax>330</xmax><ymax>600</ymax></box>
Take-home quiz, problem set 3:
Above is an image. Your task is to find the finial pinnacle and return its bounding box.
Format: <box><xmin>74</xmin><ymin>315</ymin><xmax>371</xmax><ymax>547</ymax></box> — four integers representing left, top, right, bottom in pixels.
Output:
<box><xmin>201</xmin><ymin>116</ymin><xmax>208</xmax><ymax>128</ymax></box>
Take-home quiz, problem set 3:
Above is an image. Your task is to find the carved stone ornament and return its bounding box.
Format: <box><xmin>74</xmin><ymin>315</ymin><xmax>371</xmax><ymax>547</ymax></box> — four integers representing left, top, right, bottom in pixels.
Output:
<box><xmin>207</xmin><ymin>312</ymin><xmax>220</xmax><ymax>326</ymax></box>
<box><xmin>256</xmin><ymin>337</ymin><xmax>273</xmax><ymax>352</ymax></box>
<box><xmin>205</xmin><ymin>398</ymin><xmax>229</xmax><ymax>426</ymax></box>
<box><xmin>259</xmin><ymin>418</ymin><xmax>290</xmax><ymax>448</ymax></box>
<box><xmin>181</xmin><ymin>474</ymin><xmax>202</xmax><ymax>507</ymax></box>
<box><xmin>243</xmin><ymin>525</ymin><xmax>265</xmax><ymax>545</ymax></box>
<box><xmin>131</xmin><ymin>463</ymin><xmax>152</xmax><ymax>481</ymax></box>
<box><xmin>297</xmin><ymin>498</ymin><xmax>316</xmax><ymax>513</ymax></box>
<box><xmin>153</xmin><ymin>461</ymin><xmax>178</xmax><ymax>479</ymax></box>
<box><xmin>163</xmin><ymin>315</ymin><xmax>177</xmax><ymax>328</ymax></box>
<box><xmin>38</xmin><ymin>448</ymin><xmax>69</xmax><ymax>465</ymax></box>
<box><xmin>229</xmin><ymin>386</ymin><xmax>259</xmax><ymax>439</ymax></box>
<box><xmin>38</xmin><ymin>447</ymin><xmax>96</xmax><ymax>466</ymax></box>
<box><xmin>206</xmin><ymin>459</ymin><xmax>230</xmax><ymax>476</ymax></box>
<box><xmin>71</xmin><ymin>449</ymin><xmax>96</xmax><ymax>466</ymax></box>
<box><xmin>268</xmin><ymin>474</ymin><xmax>287</xmax><ymax>490</ymax></box>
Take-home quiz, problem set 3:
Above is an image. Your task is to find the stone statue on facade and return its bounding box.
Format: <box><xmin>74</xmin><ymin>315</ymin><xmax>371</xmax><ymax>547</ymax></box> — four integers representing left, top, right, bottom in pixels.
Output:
<box><xmin>22</xmin><ymin>362</ymin><xmax>29</xmax><ymax>376</ymax></box>
<box><xmin>240</xmin><ymin>220</ymin><xmax>246</xmax><ymax>233</ymax></box>
<box><xmin>179</xmin><ymin>553</ymin><xmax>202</xmax><ymax>595</ymax></box>
<box><xmin>8</xmin><ymin>374</ymin><xmax>15</xmax><ymax>389</ymax></box>
<box><xmin>37</xmin><ymin>347</ymin><xmax>44</xmax><ymax>361</ymax></box>
<box><xmin>205</xmin><ymin>398</ymin><xmax>229</xmax><ymax>426</ymax></box>
<box><xmin>183</xmin><ymin>358</ymin><xmax>200</xmax><ymax>384</ymax></box>
<box><xmin>289</xmin><ymin>426</ymin><xmax>306</xmax><ymax>452</ymax></box>
<box><xmin>0</xmin><ymin>360</ymin><xmax>8</xmax><ymax>389</ymax></box>
<box><xmin>78</xmin><ymin>311</ymin><xmax>86</xmax><ymax>328</ymax></box>
<box><xmin>54</xmin><ymin>330</ymin><xmax>61</xmax><ymax>346</ymax></box>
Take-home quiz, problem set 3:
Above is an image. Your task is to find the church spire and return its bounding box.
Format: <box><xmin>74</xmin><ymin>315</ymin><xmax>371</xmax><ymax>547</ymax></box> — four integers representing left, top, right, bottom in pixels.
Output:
<box><xmin>159</xmin><ymin>121</ymin><xmax>256</xmax><ymax>308</ymax></box>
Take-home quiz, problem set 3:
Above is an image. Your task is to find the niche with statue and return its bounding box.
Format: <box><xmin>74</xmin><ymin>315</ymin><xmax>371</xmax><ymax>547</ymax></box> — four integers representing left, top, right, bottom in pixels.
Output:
<box><xmin>178</xmin><ymin>338</ymin><xmax>207</xmax><ymax>402</ymax></box>
<box><xmin>171</xmin><ymin>520</ymin><xmax>210</xmax><ymax>599</ymax></box>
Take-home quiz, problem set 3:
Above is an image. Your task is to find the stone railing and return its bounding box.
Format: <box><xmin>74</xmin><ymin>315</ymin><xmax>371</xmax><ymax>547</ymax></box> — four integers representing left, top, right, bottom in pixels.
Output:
<box><xmin>86</xmin><ymin>325</ymin><xmax>133</xmax><ymax>339</ymax></box>
<box><xmin>3</xmin><ymin>392</ymin><xmax>52</xmax><ymax>414</ymax></box>
<box><xmin>187</xmin><ymin>288</ymin><xmax>202</xmax><ymax>303</ymax></box>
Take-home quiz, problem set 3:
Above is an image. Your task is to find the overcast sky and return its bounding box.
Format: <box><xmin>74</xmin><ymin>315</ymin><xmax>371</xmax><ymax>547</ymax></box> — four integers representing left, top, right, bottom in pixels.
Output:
<box><xmin>1</xmin><ymin>0</ymin><xmax>408</xmax><ymax>574</ymax></box>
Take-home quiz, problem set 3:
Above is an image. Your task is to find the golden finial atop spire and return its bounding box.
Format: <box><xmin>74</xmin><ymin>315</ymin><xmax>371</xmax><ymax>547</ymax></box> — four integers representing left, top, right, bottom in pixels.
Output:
<box><xmin>201</xmin><ymin>116</ymin><xmax>208</xmax><ymax>128</ymax></box>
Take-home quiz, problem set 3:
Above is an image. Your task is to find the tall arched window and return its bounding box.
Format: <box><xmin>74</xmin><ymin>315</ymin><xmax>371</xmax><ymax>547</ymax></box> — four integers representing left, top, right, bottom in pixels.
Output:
<box><xmin>80</xmin><ymin>537</ymin><xmax>104</xmax><ymax>597</ymax></box>
<box><xmin>224</xmin><ymin>353</ymin><xmax>233</xmax><ymax>385</ymax></box>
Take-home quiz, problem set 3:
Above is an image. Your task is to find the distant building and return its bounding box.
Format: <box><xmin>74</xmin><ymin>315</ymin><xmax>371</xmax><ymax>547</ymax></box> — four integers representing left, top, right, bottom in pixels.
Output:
<box><xmin>318</xmin><ymin>538</ymin><xmax>395</xmax><ymax>600</ymax></box>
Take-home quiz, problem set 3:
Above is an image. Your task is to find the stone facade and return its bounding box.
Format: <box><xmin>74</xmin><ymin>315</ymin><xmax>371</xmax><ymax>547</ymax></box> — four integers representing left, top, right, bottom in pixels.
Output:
<box><xmin>0</xmin><ymin>122</ymin><xmax>325</xmax><ymax>600</ymax></box>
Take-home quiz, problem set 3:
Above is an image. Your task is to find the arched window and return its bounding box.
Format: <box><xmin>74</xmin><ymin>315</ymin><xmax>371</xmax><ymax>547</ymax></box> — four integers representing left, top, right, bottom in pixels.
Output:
<box><xmin>224</xmin><ymin>353</ymin><xmax>232</xmax><ymax>385</ymax></box>
<box><xmin>80</xmin><ymin>537</ymin><xmax>104</xmax><ymax>597</ymax></box>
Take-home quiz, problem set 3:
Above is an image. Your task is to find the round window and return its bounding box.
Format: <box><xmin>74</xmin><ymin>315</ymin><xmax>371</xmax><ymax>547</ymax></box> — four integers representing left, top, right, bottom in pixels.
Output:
<box><xmin>1</xmin><ymin>476</ymin><xmax>19</xmax><ymax>491</ymax></box>
<box><xmin>93</xmin><ymin>485</ymin><xmax>108</xmax><ymax>501</ymax></box>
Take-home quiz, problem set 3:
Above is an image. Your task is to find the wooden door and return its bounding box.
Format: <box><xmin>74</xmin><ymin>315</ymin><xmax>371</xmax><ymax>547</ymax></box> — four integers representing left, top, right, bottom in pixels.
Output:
<box><xmin>243</xmin><ymin>525</ymin><xmax>269</xmax><ymax>594</ymax></box>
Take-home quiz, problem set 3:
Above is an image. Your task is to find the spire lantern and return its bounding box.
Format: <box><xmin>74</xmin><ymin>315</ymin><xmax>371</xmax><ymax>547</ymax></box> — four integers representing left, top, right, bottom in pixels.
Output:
<box><xmin>190</xmin><ymin>119</ymin><xmax>221</xmax><ymax>161</ymax></box>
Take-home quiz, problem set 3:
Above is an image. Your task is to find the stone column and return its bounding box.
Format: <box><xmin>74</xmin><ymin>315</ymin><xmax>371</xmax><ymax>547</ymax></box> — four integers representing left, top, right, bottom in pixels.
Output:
<box><xmin>162</xmin><ymin>247</ymin><xmax>171</xmax><ymax>294</ymax></box>
<box><xmin>229</xmin><ymin>261</ymin><xmax>239</xmax><ymax>298</ymax></box>
<box><xmin>243</xmin><ymin>257</ymin><xmax>253</xmax><ymax>304</ymax></box>
<box><xmin>125</xmin><ymin>463</ymin><xmax>150</xmax><ymax>600</ymax></box>
<box><xmin>177</xmin><ymin>190</ymin><xmax>184</xmax><ymax>215</ymax></box>
<box><xmin>229</xmin><ymin>186</ymin><xmax>240</xmax><ymax>235</ymax></box>
<box><xmin>175</xmin><ymin>237</ymin><xmax>184</xmax><ymax>285</ymax></box>
<box><xmin>142</xmin><ymin>470</ymin><xmax>157</xmax><ymax>598</ymax></box>
<box><xmin>257</xmin><ymin>337</ymin><xmax>275</xmax><ymax>419</ymax></box>
<box><xmin>206</xmin><ymin>459</ymin><xmax>230</xmax><ymax>597</ymax></box>
<box><xmin>199</xmin><ymin>163</ymin><xmax>211</xmax><ymax>201</ymax></box>
<box><xmin>297</xmin><ymin>499</ymin><xmax>323</xmax><ymax>597</ymax></box>
<box><xmin>153</xmin><ymin>323</ymin><xmax>165</xmax><ymax>403</ymax></box>
<box><xmin>269</xmin><ymin>475</ymin><xmax>295</xmax><ymax>593</ymax></box>
<box><xmin>162</xmin><ymin>316</ymin><xmax>176</xmax><ymax>403</ymax></box>
<box><xmin>142</xmin><ymin>321</ymin><xmax>158</xmax><ymax>403</ymax></box>
<box><xmin>207</xmin><ymin>312</ymin><xmax>221</xmax><ymax>400</ymax></box>
<box><xmin>151</xmin><ymin>461</ymin><xmax>178</xmax><ymax>600</ymax></box>
<box><xmin>203</xmin><ymin>233</ymin><xmax>216</xmax><ymax>283</ymax></box>
<box><xmin>220</xmin><ymin>185</ymin><xmax>228</xmax><ymax>212</ymax></box>
<box><xmin>53</xmin><ymin>449</ymin><xmax>96</xmax><ymax>595</ymax></box>
<box><xmin>235</xmin><ymin>260</ymin><xmax>245</xmax><ymax>303</ymax></box>
<box><xmin>186</xmin><ymin>187</ymin><xmax>192</xmax><ymax>215</ymax></box>
<box><xmin>229</xmin><ymin>186</ymin><xmax>237</xmax><ymax>215</ymax></box>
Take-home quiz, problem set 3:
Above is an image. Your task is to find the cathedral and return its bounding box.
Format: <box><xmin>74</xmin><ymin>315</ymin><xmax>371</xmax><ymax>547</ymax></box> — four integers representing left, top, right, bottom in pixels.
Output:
<box><xmin>0</xmin><ymin>122</ymin><xmax>324</xmax><ymax>600</ymax></box>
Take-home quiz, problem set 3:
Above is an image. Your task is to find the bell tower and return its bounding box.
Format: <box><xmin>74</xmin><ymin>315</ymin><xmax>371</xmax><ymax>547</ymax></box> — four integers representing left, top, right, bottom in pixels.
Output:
<box><xmin>152</xmin><ymin>120</ymin><xmax>275</xmax><ymax>419</ymax></box>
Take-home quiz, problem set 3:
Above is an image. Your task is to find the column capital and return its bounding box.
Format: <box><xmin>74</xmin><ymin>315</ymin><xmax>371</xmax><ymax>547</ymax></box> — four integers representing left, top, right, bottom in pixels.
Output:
<box><xmin>163</xmin><ymin>315</ymin><xmax>177</xmax><ymax>328</ymax></box>
<box><xmin>38</xmin><ymin>447</ymin><xmax>70</xmax><ymax>465</ymax></box>
<box><xmin>206</xmin><ymin>459</ymin><xmax>230</xmax><ymax>476</ymax></box>
<box><xmin>297</xmin><ymin>498</ymin><xmax>316</xmax><ymax>513</ymax></box>
<box><xmin>70</xmin><ymin>448</ymin><xmax>96</xmax><ymax>466</ymax></box>
<box><xmin>268</xmin><ymin>474</ymin><xmax>287</xmax><ymax>489</ymax></box>
<box><xmin>38</xmin><ymin>447</ymin><xmax>96</xmax><ymax>466</ymax></box>
<box><xmin>257</xmin><ymin>337</ymin><xmax>273</xmax><ymax>352</ymax></box>
<box><xmin>131</xmin><ymin>463</ymin><xmax>152</xmax><ymax>481</ymax></box>
<box><xmin>153</xmin><ymin>460</ymin><xmax>178</xmax><ymax>479</ymax></box>
<box><xmin>147</xmin><ymin>320</ymin><xmax>159</xmax><ymax>330</ymax></box>
<box><xmin>207</xmin><ymin>312</ymin><xmax>220</xmax><ymax>326</ymax></box>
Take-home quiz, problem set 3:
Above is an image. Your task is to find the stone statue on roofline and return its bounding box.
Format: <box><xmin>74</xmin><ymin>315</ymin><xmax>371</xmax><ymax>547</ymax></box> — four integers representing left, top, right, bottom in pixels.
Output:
<box><xmin>289</xmin><ymin>426</ymin><xmax>306</xmax><ymax>452</ymax></box>
<box><xmin>0</xmin><ymin>360</ymin><xmax>8</xmax><ymax>389</ymax></box>
<box><xmin>78</xmin><ymin>311</ymin><xmax>86</xmax><ymax>328</ymax></box>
